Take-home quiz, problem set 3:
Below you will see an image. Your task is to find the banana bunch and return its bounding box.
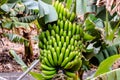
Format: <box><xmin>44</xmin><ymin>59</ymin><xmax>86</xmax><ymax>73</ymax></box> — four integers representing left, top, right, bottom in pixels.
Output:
<box><xmin>38</xmin><ymin>1</ymin><xmax>85</xmax><ymax>80</ymax></box>
<box><xmin>53</xmin><ymin>1</ymin><xmax>76</xmax><ymax>22</ymax></box>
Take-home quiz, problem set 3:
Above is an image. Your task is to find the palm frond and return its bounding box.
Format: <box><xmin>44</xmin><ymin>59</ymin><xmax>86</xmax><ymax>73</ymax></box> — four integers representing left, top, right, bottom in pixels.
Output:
<box><xmin>4</xmin><ymin>33</ymin><xmax>28</xmax><ymax>44</ymax></box>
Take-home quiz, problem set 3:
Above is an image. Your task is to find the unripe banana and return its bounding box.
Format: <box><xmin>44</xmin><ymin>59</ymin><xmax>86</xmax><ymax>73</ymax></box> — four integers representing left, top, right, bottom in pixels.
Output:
<box><xmin>39</xmin><ymin>41</ymin><xmax>44</xmax><ymax>49</ymax></box>
<box><xmin>61</xmin><ymin>57</ymin><xmax>69</xmax><ymax>67</ymax></box>
<box><xmin>70</xmin><ymin>38</ymin><xmax>74</xmax><ymax>45</ymax></box>
<box><xmin>43</xmin><ymin>57</ymin><xmax>52</xmax><ymax>67</ymax></box>
<box><xmin>60</xmin><ymin>4</ymin><xmax>64</xmax><ymax>14</ymax></box>
<box><xmin>50</xmin><ymin>47</ymin><xmax>55</xmax><ymax>54</ymax></box>
<box><xmin>56</xmin><ymin>34</ymin><xmax>60</xmax><ymax>44</ymax></box>
<box><xmin>60</xmin><ymin>20</ymin><xmax>64</xmax><ymax>29</ymax></box>
<box><xmin>53</xmin><ymin>42</ymin><xmax>57</xmax><ymax>48</ymax></box>
<box><xmin>45</xmin><ymin>30</ymin><xmax>50</xmax><ymax>40</ymax></box>
<box><xmin>43</xmin><ymin>38</ymin><xmax>47</xmax><ymax>45</ymax></box>
<box><xmin>57</xmin><ymin>2</ymin><xmax>62</xmax><ymax>13</ymax></box>
<box><xmin>48</xmin><ymin>24</ymin><xmax>52</xmax><ymax>30</ymax></box>
<box><xmin>61</xmin><ymin>46</ymin><xmax>65</xmax><ymax>54</ymax></box>
<box><xmin>68</xmin><ymin>31</ymin><xmax>72</xmax><ymax>37</ymax></box>
<box><xmin>54</xmin><ymin>1</ymin><xmax>59</xmax><ymax>11</ymax></box>
<box><xmin>63</xmin><ymin>31</ymin><xmax>67</xmax><ymax>37</ymax></box>
<box><xmin>68</xmin><ymin>22</ymin><xmax>72</xmax><ymax>32</ymax></box>
<box><xmin>64</xmin><ymin>21</ymin><xmax>69</xmax><ymax>31</ymax></box>
<box><xmin>64</xmin><ymin>61</ymin><xmax>73</xmax><ymax>69</ymax></box>
<box><xmin>58</xmin><ymin>41</ymin><xmax>62</xmax><ymax>49</ymax></box>
<box><xmin>63</xmin><ymin>42</ymin><xmax>67</xmax><ymax>49</ymax></box>
<box><xmin>63</xmin><ymin>8</ymin><xmax>67</xmax><ymax>17</ymax></box>
<box><xmin>76</xmin><ymin>25</ymin><xmax>80</xmax><ymax>34</ymax></box>
<box><xmin>41</xmin><ymin>64</ymin><xmax>55</xmax><ymax>71</ymax></box>
<box><xmin>55</xmin><ymin>26</ymin><xmax>59</xmax><ymax>34</ymax></box>
<box><xmin>47</xmin><ymin>51</ymin><xmax>55</xmax><ymax>66</ymax></box>
<box><xmin>58</xmin><ymin>52</ymin><xmax>64</xmax><ymax>65</ymax></box>
<box><xmin>47</xmin><ymin>39</ymin><xmax>52</xmax><ymax>45</ymax></box>
<box><xmin>51</xmin><ymin>36</ymin><xmax>56</xmax><ymax>46</ymax></box>
<box><xmin>64</xmin><ymin>48</ymin><xmax>70</xmax><ymax>58</ymax></box>
<box><xmin>59</xmin><ymin>13</ymin><xmax>63</xmax><ymax>20</ymax></box>
<box><xmin>65</xmin><ymin>71</ymin><xmax>76</xmax><ymax>78</ymax></box>
<box><xmin>70</xmin><ymin>58</ymin><xmax>82</xmax><ymax>72</ymax></box>
<box><xmin>55</xmin><ymin>47</ymin><xmax>60</xmax><ymax>58</ymax></box>
<box><xmin>42</xmin><ymin>70</ymin><xmax>56</xmax><ymax>75</ymax></box>
<box><xmin>66</xmin><ymin>36</ymin><xmax>70</xmax><ymax>46</ymax></box>
<box><xmin>60</xmin><ymin>29</ymin><xmax>64</xmax><ymax>36</ymax></box>
<box><xmin>57</xmin><ymin>20</ymin><xmax>60</xmax><ymax>26</ymax></box>
<box><xmin>52</xmin><ymin>52</ymin><xmax>58</xmax><ymax>66</ymax></box>
<box><xmin>70</xmin><ymin>12</ymin><xmax>76</xmax><ymax>22</ymax></box>
<box><xmin>39</xmin><ymin>32</ymin><xmax>45</xmax><ymax>41</ymax></box>
<box><xmin>72</xmin><ymin>23</ymin><xmax>76</xmax><ymax>35</ymax></box>
<box><xmin>67</xmin><ymin>11</ymin><xmax>71</xmax><ymax>19</ymax></box>
<box><xmin>68</xmin><ymin>51</ymin><xmax>77</xmax><ymax>62</ymax></box>
<box><xmin>51</xmin><ymin>30</ymin><xmax>56</xmax><ymax>36</ymax></box>
<box><xmin>61</xmin><ymin>36</ymin><xmax>64</xmax><ymax>44</ymax></box>
<box><xmin>43</xmin><ymin>74</ymin><xmax>55</xmax><ymax>80</ymax></box>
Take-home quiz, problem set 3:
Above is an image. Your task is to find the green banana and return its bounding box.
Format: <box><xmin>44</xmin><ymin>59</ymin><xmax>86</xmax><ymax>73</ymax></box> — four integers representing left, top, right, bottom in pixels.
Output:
<box><xmin>63</xmin><ymin>31</ymin><xmax>67</xmax><ymax>37</ymax></box>
<box><xmin>68</xmin><ymin>31</ymin><xmax>72</xmax><ymax>37</ymax></box>
<box><xmin>70</xmin><ymin>38</ymin><xmax>74</xmax><ymax>45</ymax></box>
<box><xmin>45</xmin><ymin>30</ymin><xmax>50</xmax><ymax>40</ymax></box>
<box><xmin>56</xmin><ymin>47</ymin><xmax>60</xmax><ymax>58</ymax></box>
<box><xmin>60</xmin><ymin>29</ymin><xmax>64</xmax><ymax>36</ymax></box>
<box><xmin>47</xmin><ymin>51</ymin><xmax>55</xmax><ymax>66</ymax></box>
<box><xmin>51</xmin><ymin>30</ymin><xmax>56</xmax><ymax>36</ymax></box>
<box><xmin>72</xmin><ymin>23</ymin><xmax>76</xmax><ymax>35</ymax></box>
<box><xmin>59</xmin><ymin>13</ymin><xmax>63</xmax><ymax>20</ymax></box>
<box><xmin>43</xmin><ymin>74</ymin><xmax>55</xmax><ymax>80</ymax></box>
<box><xmin>41</xmin><ymin>64</ymin><xmax>55</xmax><ymax>71</ymax></box>
<box><xmin>56</xmin><ymin>34</ymin><xmax>60</xmax><ymax>44</ymax></box>
<box><xmin>66</xmin><ymin>36</ymin><xmax>70</xmax><ymax>46</ymax></box>
<box><xmin>52</xmin><ymin>52</ymin><xmax>58</xmax><ymax>66</ymax></box>
<box><xmin>70</xmin><ymin>58</ymin><xmax>82</xmax><ymax>71</ymax></box>
<box><xmin>39</xmin><ymin>41</ymin><xmax>44</xmax><ymax>49</ymax></box>
<box><xmin>68</xmin><ymin>51</ymin><xmax>77</xmax><ymax>62</ymax></box>
<box><xmin>58</xmin><ymin>52</ymin><xmax>64</xmax><ymax>65</ymax></box>
<box><xmin>70</xmin><ymin>13</ymin><xmax>76</xmax><ymax>22</ymax></box>
<box><xmin>43</xmin><ymin>57</ymin><xmax>52</xmax><ymax>67</ymax></box>
<box><xmin>61</xmin><ymin>47</ymin><xmax>66</xmax><ymax>54</ymax></box>
<box><xmin>68</xmin><ymin>22</ymin><xmax>72</xmax><ymax>31</ymax></box>
<box><xmin>43</xmin><ymin>38</ymin><xmax>47</xmax><ymax>45</ymax></box>
<box><xmin>60</xmin><ymin>20</ymin><xmax>64</xmax><ymax>29</ymax></box>
<box><xmin>61</xmin><ymin>57</ymin><xmax>69</xmax><ymax>67</ymax></box>
<box><xmin>58</xmin><ymin>41</ymin><xmax>62</xmax><ymax>49</ymax></box>
<box><xmin>55</xmin><ymin>26</ymin><xmax>59</xmax><ymax>34</ymax></box>
<box><xmin>53</xmin><ymin>42</ymin><xmax>57</xmax><ymax>48</ymax></box>
<box><xmin>42</xmin><ymin>70</ymin><xmax>56</xmax><ymax>75</ymax></box>
<box><xmin>65</xmin><ymin>71</ymin><xmax>76</xmax><ymax>78</ymax></box>
<box><xmin>64</xmin><ymin>48</ymin><xmax>70</xmax><ymax>58</ymax></box>
<box><xmin>63</xmin><ymin>42</ymin><xmax>67</xmax><ymax>49</ymax></box>
<box><xmin>64</xmin><ymin>61</ymin><xmax>73</xmax><ymax>69</ymax></box>
<box><xmin>61</xmin><ymin>36</ymin><xmax>64</xmax><ymax>44</ymax></box>
<box><xmin>64</xmin><ymin>21</ymin><xmax>69</xmax><ymax>31</ymax></box>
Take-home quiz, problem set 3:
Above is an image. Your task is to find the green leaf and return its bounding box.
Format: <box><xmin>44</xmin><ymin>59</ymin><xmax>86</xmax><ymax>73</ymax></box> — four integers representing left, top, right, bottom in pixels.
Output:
<box><xmin>21</xmin><ymin>0</ymin><xmax>38</xmax><ymax>9</ymax></box>
<box><xmin>84</xmin><ymin>18</ymin><xmax>95</xmax><ymax>31</ymax></box>
<box><xmin>83</xmin><ymin>32</ymin><xmax>95</xmax><ymax>41</ymax></box>
<box><xmin>4</xmin><ymin>33</ymin><xmax>28</xmax><ymax>44</ymax></box>
<box><xmin>38</xmin><ymin>0</ymin><xmax>58</xmax><ymax>24</ymax></box>
<box><xmin>9</xmin><ymin>50</ymin><xmax>27</xmax><ymax>70</ymax></box>
<box><xmin>94</xmin><ymin>54</ymin><xmax>120</xmax><ymax>77</ymax></box>
<box><xmin>30</xmin><ymin>72</ymin><xmax>44</xmax><ymax>80</ymax></box>
<box><xmin>90</xmin><ymin>68</ymin><xmax>120</xmax><ymax>80</ymax></box>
